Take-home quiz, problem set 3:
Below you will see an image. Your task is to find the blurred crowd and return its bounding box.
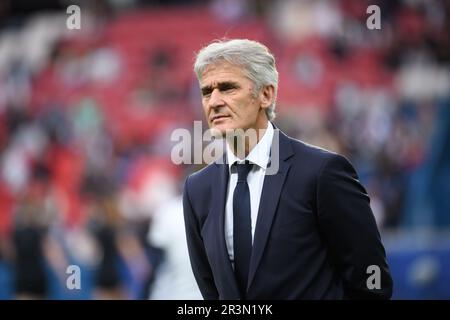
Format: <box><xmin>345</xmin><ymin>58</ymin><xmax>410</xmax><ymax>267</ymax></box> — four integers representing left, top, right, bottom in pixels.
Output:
<box><xmin>0</xmin><ymin>0</ymin><xmax>449</xmax><ymax>299</ymax></box>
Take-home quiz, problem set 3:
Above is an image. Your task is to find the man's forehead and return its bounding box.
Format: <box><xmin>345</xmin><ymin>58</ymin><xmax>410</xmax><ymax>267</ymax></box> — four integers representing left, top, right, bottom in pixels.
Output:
<box><xmin>200</xmin><ymin>62</ymin><xmax>246</xmax><ymax>85</ymax></box>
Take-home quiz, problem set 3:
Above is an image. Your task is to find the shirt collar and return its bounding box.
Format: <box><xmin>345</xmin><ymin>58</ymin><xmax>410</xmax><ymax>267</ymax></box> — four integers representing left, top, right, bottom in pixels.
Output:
<box><xmin>226</xmin><ymin>121</ymin><xmax>274</xmax><ymax>171</ymax></box>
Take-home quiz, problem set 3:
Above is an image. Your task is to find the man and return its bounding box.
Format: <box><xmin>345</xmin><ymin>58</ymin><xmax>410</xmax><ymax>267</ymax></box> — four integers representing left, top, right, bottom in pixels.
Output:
<box><xmin>183</xmin><ymin>39</ymin><xmax>393</xmax><ymax>300</ymax></box>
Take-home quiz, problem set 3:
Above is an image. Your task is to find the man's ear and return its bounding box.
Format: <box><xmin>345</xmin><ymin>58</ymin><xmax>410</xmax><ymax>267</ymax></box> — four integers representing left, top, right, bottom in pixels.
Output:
<box><xmin>260</xmin><ymin>85</ymin><xmax>275</xmax><ymax>110</ymax></box>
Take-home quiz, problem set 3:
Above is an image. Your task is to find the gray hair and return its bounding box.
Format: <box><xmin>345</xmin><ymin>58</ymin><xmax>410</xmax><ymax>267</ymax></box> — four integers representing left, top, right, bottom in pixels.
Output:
<box><xmin>194</xmin><ymin>39</ymin><xmax>279</xmax><ymax>121</ymax></box>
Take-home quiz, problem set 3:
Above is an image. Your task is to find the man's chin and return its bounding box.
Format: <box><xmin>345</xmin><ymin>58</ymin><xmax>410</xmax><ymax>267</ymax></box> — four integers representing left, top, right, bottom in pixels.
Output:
<box><xmin>210</xmin><ymin>127</ymin><xmax>226</xmax><ymax>139</ymax></box>
<box><xmin>209</xmin><ymin>125</ymin><xmax>237</xmax><ymax>139</ymax></box>
<box><xmin>210</xmin><ymin>125</ymin><xmax>256</xmax><ymax>140</ymax></box>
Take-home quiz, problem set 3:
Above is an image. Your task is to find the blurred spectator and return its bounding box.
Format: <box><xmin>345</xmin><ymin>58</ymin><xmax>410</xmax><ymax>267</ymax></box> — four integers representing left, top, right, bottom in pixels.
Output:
<box><xmin>85</xmin><ymin>196</ymin><xmax>126</xmax><ymax>299</ymax></box>
<box><xmin>148</xmin><ymin>195</ymin><xmax>202</xmax><ymax>300</ymax></box>
<box><xmin>11</xmin><ymin>163</ymin><xmax>54</xmax><ymax>299</ymax></box>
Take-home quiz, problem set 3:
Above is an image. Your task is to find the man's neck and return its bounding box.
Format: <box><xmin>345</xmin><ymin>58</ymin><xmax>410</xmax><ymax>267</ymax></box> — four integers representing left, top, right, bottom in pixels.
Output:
<box><xmin>227</xmin><ymin>121</ymin><xmax>269</xmax><ymax>159</ymax></box>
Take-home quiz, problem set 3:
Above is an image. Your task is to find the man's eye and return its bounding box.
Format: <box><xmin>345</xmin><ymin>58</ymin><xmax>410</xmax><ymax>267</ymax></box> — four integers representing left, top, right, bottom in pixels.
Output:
<box><xmin>221</xmin><ymin>86</ymin><xmax>235</xmax><ymax>93</ymax></box>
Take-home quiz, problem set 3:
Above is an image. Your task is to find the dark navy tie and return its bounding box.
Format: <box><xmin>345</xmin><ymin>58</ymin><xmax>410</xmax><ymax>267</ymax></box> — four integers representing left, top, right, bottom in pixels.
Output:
<box><xmin>233</xmin><ymin>161</ymin><xmax>253</xmax><ymax>298</ymax></box>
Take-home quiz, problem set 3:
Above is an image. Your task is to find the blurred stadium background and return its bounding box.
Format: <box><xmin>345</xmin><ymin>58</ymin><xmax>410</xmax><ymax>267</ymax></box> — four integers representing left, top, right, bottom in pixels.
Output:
<box><xmin>0</xmin><ymin>0</ymin><xmax>449</xmax><ymax>299</ymax></box>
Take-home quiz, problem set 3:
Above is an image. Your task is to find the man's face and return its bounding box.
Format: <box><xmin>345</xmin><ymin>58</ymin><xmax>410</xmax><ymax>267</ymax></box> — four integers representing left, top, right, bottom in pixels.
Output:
<box><xmin>200</xmin><ymin>62</ymin><xmax>268</xmax><ymax>137</ymax></box>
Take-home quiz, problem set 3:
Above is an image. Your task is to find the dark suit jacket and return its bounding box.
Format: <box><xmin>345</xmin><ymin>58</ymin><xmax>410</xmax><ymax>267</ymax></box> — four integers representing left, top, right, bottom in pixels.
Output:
<box><xmin>183</xmin><ymin>127</ymin><xmax>393</xmax><ymax>300</ymax></box>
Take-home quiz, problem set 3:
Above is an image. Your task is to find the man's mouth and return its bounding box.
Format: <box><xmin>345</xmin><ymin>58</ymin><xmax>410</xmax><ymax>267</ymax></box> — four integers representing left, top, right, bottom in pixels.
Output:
<box><xmin>210</xmin><ymin>115</ymin><xmax>230</xmax><ymax>123</ymax></box>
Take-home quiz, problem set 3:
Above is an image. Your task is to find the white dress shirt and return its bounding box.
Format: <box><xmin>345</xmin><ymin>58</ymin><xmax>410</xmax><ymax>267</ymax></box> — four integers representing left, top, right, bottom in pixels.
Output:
<box><xmin>225</xmin><ymin>122</ymin><xmax>274</xmax><ymax>266</ymax></box>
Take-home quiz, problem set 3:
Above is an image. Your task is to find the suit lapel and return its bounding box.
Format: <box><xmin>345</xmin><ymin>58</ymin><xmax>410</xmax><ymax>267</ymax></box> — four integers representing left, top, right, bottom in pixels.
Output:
<box><xmin>247</xmin><ymin>129</ymin><xmax>293</xmax><ymax>291</ymax></box>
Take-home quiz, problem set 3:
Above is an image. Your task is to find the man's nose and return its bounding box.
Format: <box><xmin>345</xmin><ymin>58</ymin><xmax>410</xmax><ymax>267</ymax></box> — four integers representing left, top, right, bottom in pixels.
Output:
<box><xmin>208</xmin><ymin>89</ymin><xmax>225</xmax><ymax>109</ymax></box>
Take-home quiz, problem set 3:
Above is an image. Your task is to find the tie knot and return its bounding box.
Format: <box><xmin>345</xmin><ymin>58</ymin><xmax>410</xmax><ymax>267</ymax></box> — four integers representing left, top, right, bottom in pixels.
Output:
<box><xmin>235</xmin><ymin>161</ymin><xmax>253</xmax><ymax>182</ymax></box>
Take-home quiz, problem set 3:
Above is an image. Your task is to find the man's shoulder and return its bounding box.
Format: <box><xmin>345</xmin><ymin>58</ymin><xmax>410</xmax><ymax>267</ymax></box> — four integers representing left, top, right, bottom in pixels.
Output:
<box><xmin>183</xmin><ymin>162</ymin><xmax>223</xmax><ymax>205</ymax></box>
<box><xmin>282</xmin><ymin>133</ymin><xmax>353</xmax><ymax>173</ymax></box>
<box><xmin>286</xmin><ymin>134</ymin><xmax>340</xmax><ymax>161</ymax></box>
<box><xmin>289</xmin><ymin>137</ymin><xmax>354</xmax><ymax>171</ymax></box>
<box><xmin>185</xmin><ymin>162</ymin><xmax>219</xmax><ymax>186</ymax></box>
